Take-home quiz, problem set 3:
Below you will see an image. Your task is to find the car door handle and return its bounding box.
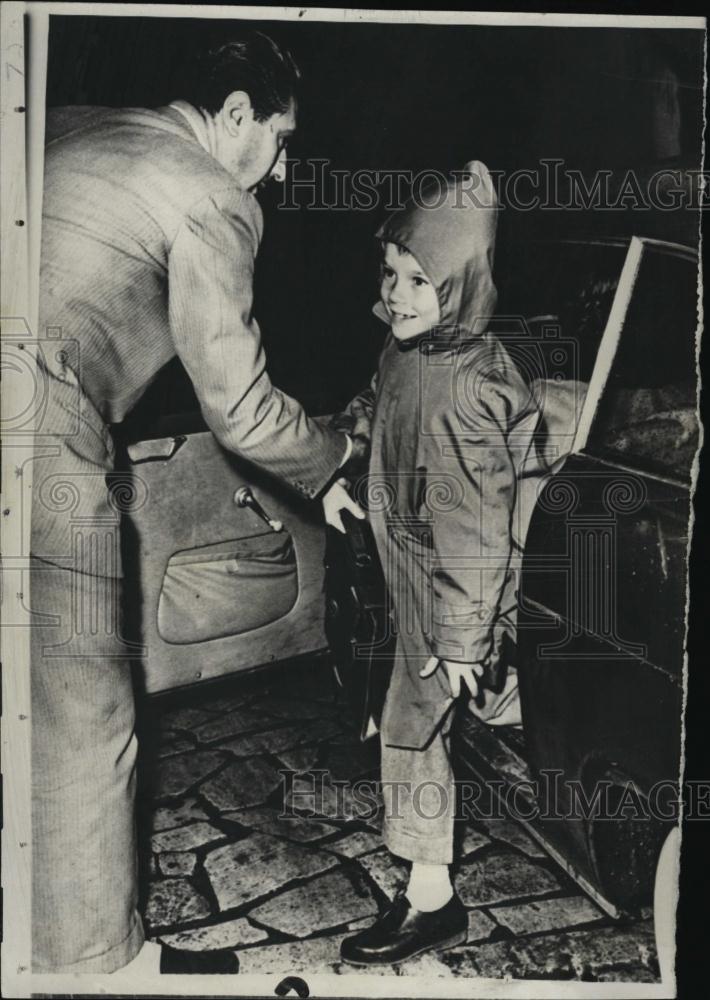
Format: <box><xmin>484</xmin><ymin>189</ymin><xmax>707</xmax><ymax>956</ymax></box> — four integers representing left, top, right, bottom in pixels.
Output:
<box><xmin>127</xmin><ymin>435</ymin><xmax>187</xmax><ymax>464</ymax></box>
<box><xmin>233</xmin><ymin>486</ymin><xmax>284</xmax><ymax>533</ymax></box>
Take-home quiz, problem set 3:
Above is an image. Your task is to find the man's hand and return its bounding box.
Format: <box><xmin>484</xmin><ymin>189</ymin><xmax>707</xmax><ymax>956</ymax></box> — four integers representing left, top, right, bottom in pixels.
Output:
<box><xmin>419</xmin><ymin>655</ymin><xmax>486</xmax><ymax>699</ymax></box>
<box><xmin>323</xmin><ymin>478</ymin><xmax>366</xmax><ymax>533</ymax></box>
<box><xmin>338</xmin><ymin>433</ymin><xmax>370</xmax><ymax>484</ymax></box>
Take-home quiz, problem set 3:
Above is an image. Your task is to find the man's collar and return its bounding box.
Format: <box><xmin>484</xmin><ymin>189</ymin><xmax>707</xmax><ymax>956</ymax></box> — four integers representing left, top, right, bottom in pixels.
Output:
<box><xmin>168</xmin><ymin>100</ymin><xmax>214</xmax><ymax>157</ymax></box>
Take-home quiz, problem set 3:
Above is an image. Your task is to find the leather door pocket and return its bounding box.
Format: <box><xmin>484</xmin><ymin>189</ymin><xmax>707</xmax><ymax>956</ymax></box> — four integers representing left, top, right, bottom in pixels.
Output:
<box><xmin>157</xmin><ymin>532</ymin><xmax>298</xmax><ymax>644</ymax></box>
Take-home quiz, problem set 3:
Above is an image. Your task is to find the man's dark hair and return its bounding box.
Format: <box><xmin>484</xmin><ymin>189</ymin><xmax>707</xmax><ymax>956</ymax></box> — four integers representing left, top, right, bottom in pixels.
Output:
<box><xmin>183</xmin><ymin>30</ymin><xmax>300</xmax><ymax>121</ymax></box>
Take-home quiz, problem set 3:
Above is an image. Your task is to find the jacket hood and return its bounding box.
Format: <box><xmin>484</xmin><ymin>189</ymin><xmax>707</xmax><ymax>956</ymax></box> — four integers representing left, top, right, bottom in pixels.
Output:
<box><xmin>373</xmin><ymin>160</ymin><xmax>498</xmax><ymax>340</ymax></box>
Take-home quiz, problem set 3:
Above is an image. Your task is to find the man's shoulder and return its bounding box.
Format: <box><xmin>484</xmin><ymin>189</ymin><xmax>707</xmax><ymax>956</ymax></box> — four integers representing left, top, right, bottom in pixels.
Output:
<box><xmin>44</xmin><ymin>105</ymin><xmax>260</xmax><ymax>230</ymax></box>
<box><xmin>47</xmin><ymin>104</ymin><xmax>208</xmax><ymax>167</ymax></box>
<box><xmin>46</xmin><ymin>105</ymin><xmax>217</xmax><ymax>182</ymax></box>
<box><xmin>45</xmin><ymin>105</ymin><xmax>108</xmax><ymax>142</ymax></box>
<box><xmin>47</xmin><ymin>104</ymin><xmax>191</xmax><ymax>143</ymax></box>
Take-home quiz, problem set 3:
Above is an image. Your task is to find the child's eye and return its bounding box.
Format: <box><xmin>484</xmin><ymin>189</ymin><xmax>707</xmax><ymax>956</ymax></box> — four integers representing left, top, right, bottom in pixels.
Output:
<box><xmin>381</xmin><ymin>266</ymin><xmax>395</xmax><ymax>280</ymax></box>
<box><xmin>413</xmin><ymin>276</ymin><xmax>429</xmax><ymax>287</ymax></box>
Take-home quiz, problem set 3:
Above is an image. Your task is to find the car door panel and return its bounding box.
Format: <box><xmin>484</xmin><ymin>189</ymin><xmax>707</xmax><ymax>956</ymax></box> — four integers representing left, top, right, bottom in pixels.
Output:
<box><xmin>521</xmin><ymin>457</ymin><xmax>689</xmax><ymax>680</ymax></box>
<box><xmin>517</xmin><ymin>620</ymin><xmax>681</xmax><ymax>907</ymax></box>
<box><xmin>157</xmin><ymin>530</ymin><xmax>298</xmax><ymax>644</ymax></box>
<box><xmin>123</xmin><ymin>430</ymin><xmax>327</xmax><ymax>694</ymax></box>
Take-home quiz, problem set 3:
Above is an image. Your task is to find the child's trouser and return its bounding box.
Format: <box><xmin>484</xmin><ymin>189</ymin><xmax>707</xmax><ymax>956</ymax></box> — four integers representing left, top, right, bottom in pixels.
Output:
<box><xmin>31</xmin><ymin>557</ymin><xmax>144</xmax><ymax>972</ymax></box>
<box><xmin>380</xmin><ymin>692</ymin><xmax>457</xmax><ymax>867</ymax></box>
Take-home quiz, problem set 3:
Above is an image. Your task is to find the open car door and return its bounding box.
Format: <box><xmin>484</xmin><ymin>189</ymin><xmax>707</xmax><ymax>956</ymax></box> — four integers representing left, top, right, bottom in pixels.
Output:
<box><xmin>117</xmin><ymin>371</ymin><xmax>329</xmax><ymax>695</ymax></box>
<box><xmin>457</xmin><ymin>235</ymin><xmax>698</xmax><ymax>919</ymax></box>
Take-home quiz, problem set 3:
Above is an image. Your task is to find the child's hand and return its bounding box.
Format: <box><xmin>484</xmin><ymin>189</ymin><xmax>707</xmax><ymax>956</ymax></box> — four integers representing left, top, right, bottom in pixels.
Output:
<box><xmin>323</xmin><ymin>478</ymin><xmax>366</xmax><ymax>533</ymax></box>
<box><xmin>419</xmin><ymin>655</ymin><xmax>486</xmax><ymax>699</ymax></box>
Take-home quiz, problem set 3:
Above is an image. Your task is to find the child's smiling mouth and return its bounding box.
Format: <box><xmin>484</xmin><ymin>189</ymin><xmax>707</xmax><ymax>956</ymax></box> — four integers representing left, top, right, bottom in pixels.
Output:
<box><xmin>390</xmin><ymin>308</ymin><xmax>417</xmax><ymax>321</ymax></box>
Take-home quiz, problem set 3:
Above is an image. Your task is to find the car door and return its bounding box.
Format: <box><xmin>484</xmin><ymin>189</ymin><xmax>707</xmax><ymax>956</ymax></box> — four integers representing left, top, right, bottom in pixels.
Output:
<box><xmin>517</xmin><ymin>236</ymin><xmax>698</xmax><ymax>908</ymax></box>
<box><xmin>116</xmin><ymin>363</ymin><xmax>329</xmax><ymax>695</ymax></box>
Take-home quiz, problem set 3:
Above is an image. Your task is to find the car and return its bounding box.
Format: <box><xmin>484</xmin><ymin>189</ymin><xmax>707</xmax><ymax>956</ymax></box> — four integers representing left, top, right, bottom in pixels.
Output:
<box><xmin>457</xmin><ymin>234</ymin><xmax>699</xmax><ymax>919</ymax></box>
<box><xmin>117</xmin><ymin>234</ymin><xmax>651</xmax><ymax>696</ymax></box>
<box><xmin>120</xmin><ymin>233</ymin><xmax>698</xmax><ymax>923</ymax></box>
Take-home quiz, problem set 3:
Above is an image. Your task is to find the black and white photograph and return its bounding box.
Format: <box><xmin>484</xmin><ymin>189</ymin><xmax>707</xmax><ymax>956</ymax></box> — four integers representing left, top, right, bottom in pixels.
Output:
<box><xmin>0</xmin><ymin>4</ymin><xmax>706</xmax><ymax>997</ymax></box>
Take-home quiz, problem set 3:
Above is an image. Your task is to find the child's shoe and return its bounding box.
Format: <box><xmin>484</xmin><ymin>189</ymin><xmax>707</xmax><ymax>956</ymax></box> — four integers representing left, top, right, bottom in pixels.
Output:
<box><xmin>340</xmin><ymin>890</ymin><xmax>467</xmax><ymax>966</ymax></box>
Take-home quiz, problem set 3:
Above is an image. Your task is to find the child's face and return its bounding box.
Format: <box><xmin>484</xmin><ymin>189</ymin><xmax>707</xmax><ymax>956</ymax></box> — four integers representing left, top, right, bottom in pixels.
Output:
<box><xmin>380</xmin><ymin>242</ymin><xmax>440</xmax><ymax>340</ymax></box>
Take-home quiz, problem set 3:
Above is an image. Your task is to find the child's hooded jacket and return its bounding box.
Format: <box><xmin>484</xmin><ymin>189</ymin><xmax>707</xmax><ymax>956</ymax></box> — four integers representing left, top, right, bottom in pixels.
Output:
<box><xmin>338</xmin><ymin>162</ymin><xmax>553</xmax><ymax>750</ymax></box>
<box><xmin>373</xmin><ymin>159</ymin><xmax>499</xmax><ymax>339</ymax></box>
<box><xmin>336</xmin><ymin>162</ymin><xmax>564</xmax><ymax>751</ymax></box>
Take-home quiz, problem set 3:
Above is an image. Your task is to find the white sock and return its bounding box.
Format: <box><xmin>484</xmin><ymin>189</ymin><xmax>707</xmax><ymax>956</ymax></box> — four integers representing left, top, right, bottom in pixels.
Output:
<box><xmin>405</xmin><ymin>862</ymin><xmax>453</xmax><ymax>912</ymax></box>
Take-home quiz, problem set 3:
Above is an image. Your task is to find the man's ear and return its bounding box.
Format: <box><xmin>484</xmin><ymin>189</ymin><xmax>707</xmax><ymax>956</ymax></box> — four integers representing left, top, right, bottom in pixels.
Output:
<box><xmin>222</xmin><ymin>91</ymin><xmax>253</xmax><ymax>135</ymax></box>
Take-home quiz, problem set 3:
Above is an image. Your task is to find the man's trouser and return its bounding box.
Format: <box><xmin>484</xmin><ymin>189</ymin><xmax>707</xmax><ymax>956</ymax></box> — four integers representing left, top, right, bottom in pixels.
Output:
<box><xmin>31</xmin><ymin>557</ymin><xmax>144</xmax><ymax>972</ymax></box>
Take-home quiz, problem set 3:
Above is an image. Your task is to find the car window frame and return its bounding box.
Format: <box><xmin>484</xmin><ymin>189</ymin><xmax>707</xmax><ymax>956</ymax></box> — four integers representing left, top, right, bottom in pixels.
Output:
<box><xmin>572</xmin><ymin>235</ymin><xmax>699</xmax><ymax>486</ymax></box>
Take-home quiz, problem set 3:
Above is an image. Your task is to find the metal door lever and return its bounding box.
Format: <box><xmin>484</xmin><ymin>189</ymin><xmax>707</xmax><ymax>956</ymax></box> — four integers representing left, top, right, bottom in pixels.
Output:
<box><xmin>233</xmin><ymin>486</ymin><xmax>283</xmax><ymax>532</ymax></box>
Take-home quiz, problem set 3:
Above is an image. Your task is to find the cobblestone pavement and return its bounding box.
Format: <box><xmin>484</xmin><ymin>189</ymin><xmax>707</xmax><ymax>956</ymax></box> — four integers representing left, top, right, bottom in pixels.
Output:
<box><xmin>137</xmin><ymin>656</ymin><xmax>659</xmax><ymax>983</ymax></box>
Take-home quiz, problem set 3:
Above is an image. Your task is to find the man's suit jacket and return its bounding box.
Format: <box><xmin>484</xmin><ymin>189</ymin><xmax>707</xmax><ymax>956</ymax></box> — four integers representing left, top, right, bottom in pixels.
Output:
<box><xmin>33</xmin><ymin>105</ymin><xmax>345</xmax><ymax>577</ymax></box>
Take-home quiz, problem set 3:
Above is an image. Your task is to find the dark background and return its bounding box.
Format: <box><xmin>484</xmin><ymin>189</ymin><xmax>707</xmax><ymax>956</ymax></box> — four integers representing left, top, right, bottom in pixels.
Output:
<box><xmin>44</xmin><ymin>14</ymin><xmax>707</xmax><ymax>991</ymax></box>
<box><xmin>45</xmin><ymin>14</ymin><xmax>704</xmax><ymax>414</ymax></box>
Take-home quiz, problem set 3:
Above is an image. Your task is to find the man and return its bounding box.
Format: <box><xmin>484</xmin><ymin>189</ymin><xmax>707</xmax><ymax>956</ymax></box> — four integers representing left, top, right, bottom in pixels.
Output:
<box><xmin>32</xmin><ymin>30</ymin><xmax>361</xmax><ymax>976</ymax></box>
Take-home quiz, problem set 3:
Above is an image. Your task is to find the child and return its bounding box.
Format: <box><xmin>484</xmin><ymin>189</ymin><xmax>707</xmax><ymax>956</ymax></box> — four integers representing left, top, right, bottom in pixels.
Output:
<box><xmin>333</xmin><ymin>162</ymin><xmax>543</xmax><ymax>966</ymax></box>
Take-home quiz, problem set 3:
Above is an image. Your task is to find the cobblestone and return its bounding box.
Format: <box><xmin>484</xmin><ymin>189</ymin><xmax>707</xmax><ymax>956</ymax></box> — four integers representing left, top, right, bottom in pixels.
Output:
<box><xmin>157</xmin><ymin>852</ymin><xmax>198</xmax><ymax>878</ymax></box>
<box><xmin>218</xmin><ymin>721</ymin><xmax>339</xmax><ymax>759</ymax></box>
<box><xmin>191</xmin><ymin>709</ymin><xmax>279</xmax><ymax>745</ymax></box>
<box><xmin>326</xmin><ymin>829</ymin><xmax>383</xmax><ymax>858</ymax></box>
<box><xmin>457</xmin><ymin>847</ymin><xmax>561</xmax><ymax>907</ymax></box>
<box><xmin>491</xmin><ymin>895</ymin><xmax>604</xmax><ymax>935</ymax></box>
<box><xmin>156</xmin><ymin>750</ymin><xmax>229</xmax><ymax>799</ymax></box>
<box><xmin>151</xmin><ymin>821</ymin><xmax>227</xmax><ymax>854</ymax></box>
<box><xmin>459</xmin><ymin>823</ymin><xmax>491</xmax><ymax>858</ymax></box>
<box><xmin>357</xmin><ymin>849</ymin><xmax>409</xmax><ymax>901</ymax></box>
<box><xmin>225</xmin><ymin>806</ymin><xmax>337</xmax><ymax>843</ymax></box>
<box><xmin>140</xmin><ymin>657</ymin><xmax>657</xmax><ymax>984</ymax></box>
<box><xmin>151</xmin><ymin>797</ymin><xmax>209</xmax><ymax>832</ymax></box>
<box><xmin>466</xmin><ymin>909</ymin><xmax>497</xmax><ymax>942</ymax></box>
<box><xmin>203</xmin><ymin>833</ymin><xmax>339</xmax><ymax>912</ymax></box>
<box><xmin>157</xmin><ymin>736</ymin><xmax>194</xmax><ymax>759</ymax></box>
<box><xmin>200</xmin><ymin>693</ymin><xmax>256</xmax><ymax>714</ymax></box>
<box><xmin>200</xmin><ymin>757</ymin><xmax>283</xmax><ymax>811</ymax></box>
<box><xmin>481</xmin><ymin>817</ymin><xmax>547</xmax><ymax>859</ymax></box>
<box><xmin>249</xmin><ymin>869</ymin><xmax>377</xmax><ymax>937</ymax></box>
<box><xmin>160</xmin><ymin>916</ymin><xmax>268</xmax><ymax>950</ymax></box>
<box><xmin>238</xmin><ymin>936</ymin><xmax>343</xmax><ymax>974</ymax></box>
<box><xmin>396</xmin><ymin>951</ymin><xmax>458</xmax><ymax>978</ymax></box>
<box><xmin>250</xmin><ymin>696</ymin><xmax>334</xmax><ymax>721</ymax></box>
<box><xmin>160</xmin><ymin>706</ymin><xmax>220</xmax><ymax>731</ymax></box>
<box><xmin>595</xmin><ymin>967</ymin><xmax>660</xmax><ymax>982</ymax></box>
<box><xmin>446</xmin><ymin>922</ymin><xmax>658</xmax><ymax>981</ymax></box>
<box><xmin>277</xmin><ymin>744</ymin><xmax>321</xmax><ymax>771</ymax></box>
<box><xmin>144</xmin><ymin>879</ymin><xmax>211</xmax><ymax>929</ymax></box>
<box><xmin>284</xmin><ymin>773</ymin><xmax>381</xmax><ymax>822</ymax></box>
